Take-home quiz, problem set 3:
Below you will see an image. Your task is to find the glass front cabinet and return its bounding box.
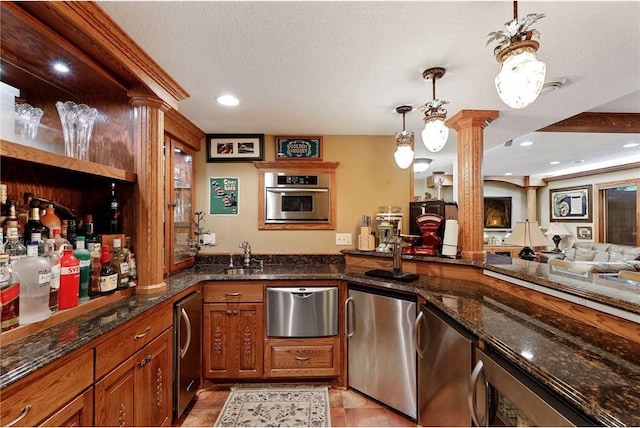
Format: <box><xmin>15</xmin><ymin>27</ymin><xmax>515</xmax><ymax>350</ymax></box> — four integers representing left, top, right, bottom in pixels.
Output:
<box><xmin>164</xmin><ymin>134</ymin><xmax>196</xmax><ymax>274</ymax></box>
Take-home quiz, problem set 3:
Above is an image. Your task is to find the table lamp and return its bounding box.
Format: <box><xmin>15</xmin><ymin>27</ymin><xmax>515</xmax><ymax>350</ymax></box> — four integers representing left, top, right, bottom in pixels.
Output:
<box><xmin>544</xmin><ymin>222</ymin><xmax>571</xmax><ymax>253</ymax></box>
<box><xmin>504</xmin><ymin>220</ymin><xmax>550</xmax><ymax>261</ymax></box>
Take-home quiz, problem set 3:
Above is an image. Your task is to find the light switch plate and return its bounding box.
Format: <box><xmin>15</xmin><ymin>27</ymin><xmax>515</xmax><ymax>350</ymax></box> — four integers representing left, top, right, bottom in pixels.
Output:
<box><xmin>335</xmin><ymin>233</ymin><xmax>352</xmax><ymax>246</ymax></box>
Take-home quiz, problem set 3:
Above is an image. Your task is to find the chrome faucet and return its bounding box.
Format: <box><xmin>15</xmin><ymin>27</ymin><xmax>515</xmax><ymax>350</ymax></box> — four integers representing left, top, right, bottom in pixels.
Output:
<box><xmin>392</xmin><ymin>235</ymin><xmax>403</xmax><ymax>274</ymax></box>
<box><xmin>239</xmin><ymin>241</ymin><xmax>251</xmax><ymax>266</ymax></box>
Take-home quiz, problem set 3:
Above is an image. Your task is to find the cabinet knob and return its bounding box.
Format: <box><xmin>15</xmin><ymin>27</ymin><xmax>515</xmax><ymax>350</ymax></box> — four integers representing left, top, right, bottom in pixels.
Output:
<box><xmin>139</xmin><ymin>355</ymin><xmax>153</xmax><ymax>367</ymax></box>
<box><xmin>233</xmin><ymin>310</ymin><xmax>238</xmax><ymax>315</ymax></box>
<box><xmin>226</xmin><ymin>310</ymin><xmax>233</xmax><ymax>315</ymax></box>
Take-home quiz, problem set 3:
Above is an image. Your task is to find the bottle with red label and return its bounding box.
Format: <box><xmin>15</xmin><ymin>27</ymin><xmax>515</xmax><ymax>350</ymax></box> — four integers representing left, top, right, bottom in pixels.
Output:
<box><xmin>59</xmin><ymin>248</ymin><xmax>80</xmax><ymax>309</ymax></box>
<box><xmin>0</xmin><ymin>254</ymin><xmax>20</xmax><ymax>332</ymax></box>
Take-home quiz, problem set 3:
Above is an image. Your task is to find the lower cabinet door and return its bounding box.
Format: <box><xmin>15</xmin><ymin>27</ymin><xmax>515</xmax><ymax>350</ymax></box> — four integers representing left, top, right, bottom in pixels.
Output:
<box><xmin>95</xmin><ymin>328</ymin><xmax>173</xmax><ymax>427</ymax></box>
<box><xmin>40</xmin><ymin>387</ymin><xmax>94</xmax><ymax>427</ymax></box>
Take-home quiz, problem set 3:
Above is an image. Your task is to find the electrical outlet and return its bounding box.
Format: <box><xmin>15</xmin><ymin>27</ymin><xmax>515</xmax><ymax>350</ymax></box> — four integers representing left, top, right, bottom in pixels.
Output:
<box><xmin>335</xmin><ymin>233</ymin><xmax>352</xmax><ymax>246</ymax></box>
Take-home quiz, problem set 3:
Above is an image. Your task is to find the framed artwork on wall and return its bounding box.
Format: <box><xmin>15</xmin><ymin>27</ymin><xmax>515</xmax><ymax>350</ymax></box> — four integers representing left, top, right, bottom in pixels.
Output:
<box><xmin>483</xmin><ymin>196</ymin><xmax>512</xmax><ymax>229</ymax></box>
<box><xmin>576</xmin><ymin>226</ymin><xmax>593</xmax><ymax>240</ymax></box>
<box><xmin>206</xmin><ymin>133</ymin><xmax>264</xmax><ymax>162</ymax></box>
<box><xmin>549</xmin><ymin>185</ymin><xmax>592</xmax><ymax>222</ymax></box>
<box><xmin>275</xmin><ymin>136</ymin><xmax>323</xmax><ymax>160</ymax></box>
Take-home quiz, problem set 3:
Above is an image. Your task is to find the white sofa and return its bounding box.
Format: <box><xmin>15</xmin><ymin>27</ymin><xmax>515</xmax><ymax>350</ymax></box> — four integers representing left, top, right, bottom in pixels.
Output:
<box><xmin>558</xmin><ymin>242</ymin><xmax>640</xmax><ymax>273</ymax></box>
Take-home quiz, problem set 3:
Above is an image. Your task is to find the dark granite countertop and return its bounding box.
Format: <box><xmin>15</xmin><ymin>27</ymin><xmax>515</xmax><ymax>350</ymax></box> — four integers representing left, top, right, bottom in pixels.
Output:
<box><xmin>1</xmin><ymin>255</ymin><xmax>639</xmax><ymax>426</ymax></box>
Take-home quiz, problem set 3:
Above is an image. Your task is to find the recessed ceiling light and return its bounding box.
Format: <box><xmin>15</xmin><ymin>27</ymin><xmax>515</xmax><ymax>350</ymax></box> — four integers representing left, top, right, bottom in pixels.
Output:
<box><xmin>217</xmin><ymin>95</ymin><xmax>239</xmax><ymax>106</ymax></box>
<box><xmin>504</xmin><ymin>172</ymin><xmax>513</xmax><ymax>176</ymax></box>
<box><xmin>53</xmin><ymin>61</ymin><xmax>70</xmax><ymax>73</ymax></box>
<box><xmin>520</xmin><ymin>141</ymin><xmax>533</xmax><ymax>146</ymax></box>
<box><xmin>540</xmin><ymin>79</ymin><xmax>565</xmax><ymax>94</ymax></box>
<box><xmin>549</xmin><ymin>161</ymin><xmax>560</xmax><ymax>165</ymax></box>
<box><xmin>623</xmin><ymin>142</ymin><xmax>639</xmax><ymax>148</ymax></box>
<box><xmin>573</xmin><ymin>159</ymin><xmax>585</xmax><ymax>164</ymax></box>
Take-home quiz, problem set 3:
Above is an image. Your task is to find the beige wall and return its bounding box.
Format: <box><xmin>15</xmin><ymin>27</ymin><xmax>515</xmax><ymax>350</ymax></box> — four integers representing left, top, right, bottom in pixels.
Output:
<box><xmin>196</xmin><ymin>135</ymin><xmax>411</xmax><ymax>255</ymax></box>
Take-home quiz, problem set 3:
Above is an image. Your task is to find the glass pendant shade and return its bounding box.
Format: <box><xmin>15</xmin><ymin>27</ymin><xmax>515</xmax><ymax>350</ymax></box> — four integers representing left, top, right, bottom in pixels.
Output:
<box><xmin>394</xmin><ymin>130</ymin><xmax>414</xmax><ymax>169</ymax></box>
<box><xmin>495</xmin><ymin>49</ymin><xmax>546</xmax><ymax>109</ymax></box>
<box><xmin>421</xmin><ymin>118</ymin><xmax>449</xmax><ymax>153</ymax></box>
<box><xmin>413</xmin><ymin>158</ymin><xmax>431</xmax><ymax>173</ymax></box>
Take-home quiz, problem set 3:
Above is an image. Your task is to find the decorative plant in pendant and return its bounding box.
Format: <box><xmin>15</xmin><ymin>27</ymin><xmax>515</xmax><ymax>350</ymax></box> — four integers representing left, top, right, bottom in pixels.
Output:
<box><xmin>486</xmin><ymin>1</ymin><xmax>547</xmax><ymax>109</ymax></box>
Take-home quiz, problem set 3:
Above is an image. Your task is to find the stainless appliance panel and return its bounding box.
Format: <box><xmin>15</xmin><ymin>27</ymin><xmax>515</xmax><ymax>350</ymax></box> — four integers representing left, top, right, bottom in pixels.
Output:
<box><xmin>173</xmin><ymin>291</ymin><xmax>202</xmax><ymax>419</ymax></box>
<box><xmin>264</xmin><ymin>172</ymin><xmax>331</xmax><ymax>223</ymax></box>
<box><xmin>267</xmin><ymin>287</ymin><xmax>338</xmax><ymax>337</ymax></box>
<box><xmin>347</xmin><ymin>287</ymin><xmax>417</xmax><ymax>420</ymax></box>
<box><xmin>417</xmin><ymin>304</ymin><xmax>473</xmax><ymax>426</ymax></box>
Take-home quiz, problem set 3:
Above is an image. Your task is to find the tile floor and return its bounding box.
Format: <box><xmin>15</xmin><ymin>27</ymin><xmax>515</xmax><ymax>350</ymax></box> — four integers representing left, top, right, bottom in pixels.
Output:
<box><xmin>174</xmin><ymin>386</ymin><xmax>418</xmax><ymax>427</ymax></box>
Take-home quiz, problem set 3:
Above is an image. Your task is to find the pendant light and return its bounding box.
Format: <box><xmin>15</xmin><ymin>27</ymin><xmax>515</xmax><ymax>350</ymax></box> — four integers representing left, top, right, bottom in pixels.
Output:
<box><xmin>420</xmin><ymin>67</ymin><xmax>449</xmax><ymax>153</ymax></box>
<box><xmin>487</xmin><ymin>1</ymin><xmax>546</xmax><ymax>109</ymax></box>
<box><xmin>393</xmin><ymin>105</ymin><xmax>415</xmax><ymax>169</ymax></box>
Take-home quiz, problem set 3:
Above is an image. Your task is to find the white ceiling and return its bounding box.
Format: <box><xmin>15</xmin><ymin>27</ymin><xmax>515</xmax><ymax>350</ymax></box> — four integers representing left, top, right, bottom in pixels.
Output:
<box><xmin>98</xmin><ymin>1</ymin><xmax>640</xmax><ymax>179</ymax></box>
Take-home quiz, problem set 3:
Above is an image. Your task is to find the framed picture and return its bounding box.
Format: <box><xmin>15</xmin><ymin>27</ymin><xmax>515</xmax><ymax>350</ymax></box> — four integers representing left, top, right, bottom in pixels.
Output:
<box><xmin>275</xmin><ymin>136</ymin><xmax>323</xmax><ymax>160</ymax></box>
<box><xmin>209</xmin><ymin>177</ymin><xmax>238</xmax><ymax>215</ymax></box>
<box><xmin>483</xmin><ymin>196</ymin><xmax>512</xmax><ymax>229</ymax></box>
<box><xmin>206</xmin><ymin>133</ymin><xmax>264</xmax><ymax>162</ymax></box>
<box><xmin>576</xmin><ymin>226</ymin><xmax>593</xmax><ymax>240</ymax></box>
<box><xmin>549</xmin><ymin>185</ymin><xmax>592</xmax><ymax>222</ymax></box>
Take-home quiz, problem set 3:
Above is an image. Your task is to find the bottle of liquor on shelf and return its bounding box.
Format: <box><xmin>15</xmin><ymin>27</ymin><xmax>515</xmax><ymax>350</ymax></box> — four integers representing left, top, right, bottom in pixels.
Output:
<box><xmin>125</xmin><ymin>238</ymin><xmax>137</xmax><ymax>288</ymax></box>
<box><xmin>51</xmin><ymin>228</ymin><xmax>71</xmax><ymax>255</ymax></box>
<box><xmin>106</xmin><ymin>182</ymin><xmax>122</xmax><ymax>234</ymax></box>
<box><xmin>110</xmin><ymin>238</ymin><xmax>129</xmax><ymax>290</ymax></box>
<box><xmin>59</xmin><ymin>248</ymin><xmax>79</xmax><ymax>309</ymax></box>
<box><xmin>66</xmin><ymin>219</ymin><xmax>78</xmax><ymax>249</ymax></box>
<box><xmin>40</xmin><ymin>204</ymin><xmax>61</xmax><ymax>239</ymax></box>
<box><xmin>24</xmin><ymin>200</ymin><xmax>49</xmax><ymax>255</ymax></box>
<box><xmin>12</xmin><ymin>248</ymin><xmax>51</xmax><ymax>325</ymax></box>
<box><xmin>83</xmin><ymin>214</ymin><xmax>101</xmax><ymax>252</ymax></box>
<box><xmin>89</xmin><ymin>242</ymin><xmax>102</xmax><ymax>299</ymax></box>
<box><xmin>0</xmin><ymin>254</ymin><xmax>20</xmax><ymax>332</ymax></box>
<box><xmin>99</xmin><ymin>244</ymin><xmax>118</xmax><ymax>295</ymax></box>
<box><xmin>16</xmin><ymin>192</ymin><xmax>33</xmax><ymax>242</ymax></box>
<box><xmin>44</xmin><ymin>239</ymin><xmax>60</xmax><ymax>312</ymax></box>
<box><xmin>74</xmin><ymin>236</ymin><xmax>91</xmax><ymax>303</ymax></box>
<box><xmin>2</xmin><ymin>199</ymin><xmax>19</xmax><ymax>243</ymax></box>
<box><xmin>5</xmin><ymin>232</ymin><xmax>27</xmax><ymax>264</ymax></box>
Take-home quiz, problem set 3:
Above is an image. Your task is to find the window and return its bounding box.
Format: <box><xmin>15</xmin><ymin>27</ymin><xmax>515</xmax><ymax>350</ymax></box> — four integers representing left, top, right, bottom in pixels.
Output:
<box><xmin>597</xmin><ymin>180</ymin><xmax>639</xmax><ymax>245</ymax></box>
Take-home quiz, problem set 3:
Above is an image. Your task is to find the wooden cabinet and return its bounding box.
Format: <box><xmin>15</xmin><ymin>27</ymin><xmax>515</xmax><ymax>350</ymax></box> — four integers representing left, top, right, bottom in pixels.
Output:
<box><xmin>203</xmin><ymin>282</ymin><xmax>264</xmax><ymax>379</ymax></box>
<box><xmin>0</xmin><ymin>349</ymin><xmax>94</xmax><ymax>427</ymax></box>
<box><xmin>95</xmin><ymin>328</ymin><xmax>172</xmax><ymax>427</ymax></box>
<box><xmin>265</xmin><ymin>337</ymin><xmax>340</xmax><ymax>377</ymax></box>
<box><xmin>163</xmin><ymin>135</ymin><xmax>196</xmax><ymax>274</ymax></box>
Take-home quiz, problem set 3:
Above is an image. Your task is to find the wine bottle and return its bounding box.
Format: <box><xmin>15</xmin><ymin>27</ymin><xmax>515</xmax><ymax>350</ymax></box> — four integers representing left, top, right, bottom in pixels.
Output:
<box><xmin>83</xmin><ymin>214</ymin><xmax>101</xmax><ymax>252</ymax></box>
<box><xmin>106</xmin><ymin>182</ymin><xmax>122</xmax><ymax>234</ymax></box>
<box><xmin>99</xmin><ymin>244</ymin><xmax>118</xmax><ymax>295</ymax></box>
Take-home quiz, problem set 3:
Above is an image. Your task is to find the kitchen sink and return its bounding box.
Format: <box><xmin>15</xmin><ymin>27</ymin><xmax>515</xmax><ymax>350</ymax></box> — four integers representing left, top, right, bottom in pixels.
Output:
<box><xmin>221</xmin><ymin>267</ymin><xmax>262</xmax><ymax>275</ymax></box>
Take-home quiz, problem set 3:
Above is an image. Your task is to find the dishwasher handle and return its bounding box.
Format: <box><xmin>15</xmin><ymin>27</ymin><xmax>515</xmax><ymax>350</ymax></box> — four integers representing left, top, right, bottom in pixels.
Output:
<box><xmin>179</xmin><ymin>307</ymin><xmax>192</xmax><ymax>359</ymax></box>
<box><xmin>413</xmin><ymin>311</ymin><xmax>425</xmax><ymax>359</ymax></box>
<box><xmin>344</xmin><ymin>296</ymin><xmax>355</xmax><ymax>337</ymax></box>
<box><xmin>469</xmin><ymin>359</ymin><xmax>489</xmax><ymax>427</ymax></box>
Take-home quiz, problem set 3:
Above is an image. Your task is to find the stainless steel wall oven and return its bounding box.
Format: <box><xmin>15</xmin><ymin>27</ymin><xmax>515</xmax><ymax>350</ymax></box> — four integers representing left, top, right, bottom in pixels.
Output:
<box><xmin>264</xmin><ymin>172</ymin><xmax>331</xmax><ymax>223</ymax></box>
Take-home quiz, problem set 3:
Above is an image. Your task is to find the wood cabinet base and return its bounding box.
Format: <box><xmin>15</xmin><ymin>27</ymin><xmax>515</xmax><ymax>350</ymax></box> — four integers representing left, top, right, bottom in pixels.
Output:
<box><xmin>265</xmin><ymin>337</ymin><xmax>340</xmax><ymax>377</ymax></box>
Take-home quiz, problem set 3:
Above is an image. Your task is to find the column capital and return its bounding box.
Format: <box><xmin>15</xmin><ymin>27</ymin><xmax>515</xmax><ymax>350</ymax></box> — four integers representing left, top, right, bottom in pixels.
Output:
<box><xmin>128</xmin><ymin>87</ymin><xmax>171</xmax><ymax>111</ymax></box>
<box><xmin>446</xmin><ymin>110</ymin><xmax>499</xmax><ymax>131</ymax></box>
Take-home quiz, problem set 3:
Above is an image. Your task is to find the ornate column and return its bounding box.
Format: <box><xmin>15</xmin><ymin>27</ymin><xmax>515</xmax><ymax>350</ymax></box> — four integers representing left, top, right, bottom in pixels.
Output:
<box><xmin>129</xmin><ymin>89</ymin><xmax>170</xmax><ymax>294</ymax></box>
<box><xmin>446</xmin><ymin>110</ymin><xmax>499</xmax><ymax>261</ymax></box>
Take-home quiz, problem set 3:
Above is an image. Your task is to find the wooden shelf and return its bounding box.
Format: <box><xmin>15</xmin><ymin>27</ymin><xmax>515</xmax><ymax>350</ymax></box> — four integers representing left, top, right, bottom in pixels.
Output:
<box><xmin>0</xmin><ymin>139</ymin><xmax>137</xmax><ymax>183</ymax></box>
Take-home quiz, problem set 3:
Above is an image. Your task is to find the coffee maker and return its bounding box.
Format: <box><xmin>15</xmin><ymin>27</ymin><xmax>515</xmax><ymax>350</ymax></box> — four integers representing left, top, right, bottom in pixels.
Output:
<box><xmin>375</xmin><ymin>206</ymin><xmax>403</xmax><ymax>252</ymax></box>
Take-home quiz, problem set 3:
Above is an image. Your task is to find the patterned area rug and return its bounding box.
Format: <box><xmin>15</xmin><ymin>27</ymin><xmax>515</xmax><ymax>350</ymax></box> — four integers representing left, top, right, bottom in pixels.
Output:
<box><xmin>214</xmin><ymin>384</ymin><xmax>330</xmax><ymax>427</ymax></box>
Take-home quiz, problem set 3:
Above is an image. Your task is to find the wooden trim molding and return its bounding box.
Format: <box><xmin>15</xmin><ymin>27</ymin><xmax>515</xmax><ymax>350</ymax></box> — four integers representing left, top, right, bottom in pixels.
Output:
<box><xmin>543</xmin><ymin>162</ymin><xmax>640</xmax><ymax>183</ymax></box>
<box><xmin>538</xmin><ymin>112</ymin><xmax>640</xmax><ymax>133</ymax></box>
<box><xmin>165</xmin><ymin>109</ymin><xmax>205</xmax><ymax>152</ymax></box>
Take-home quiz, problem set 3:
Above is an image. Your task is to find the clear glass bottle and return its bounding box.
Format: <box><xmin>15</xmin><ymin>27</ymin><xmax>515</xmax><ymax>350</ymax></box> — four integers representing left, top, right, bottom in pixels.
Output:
<box><xmin>51</xmin><ymin>228</ymin><xmax>71</xmax><ymax>254</ymax></box>
<box><xmin>99</xmin><ymin>244</ymin><xmax>118</xmax><ymax>295</ymax></box>
<box><xmin>59</xmin><ymin>248</ymin><xmax>79</xmax><ymax>309</ymax></box>
<box><xmin>89</xmin><ymin>242</ymin><xmax>102</xmax><ymax>299</ymax></box>
<box><xmin>74</xmin><ymin>236</ymin><xmax>91</xmax><ymax>302</ymax></box>
<box><xmin>40</xmin><ymin>204</ymin><xmax>61</xmax><ymax>239</ymax></box>
<box><xmin>110</xmin><ymin>238</ymin><xmax>129</xmax><ymax>290</ymax></box>
<box><xmin>0</xmin><ymin>254</ymin><xmax>20</xmax><ymax>332</ymax></box>
<box><xmin>44</xmin><ymin>239</ymin><xmax>60</xmax><ymax>312</ymax></box>
<box><xmin>5</xmin><ymin>233</ymin><xmax>27</xmax><ymax>264</ymax></box>
<box><xmin>13</xmin><ymin>250</ymin><xmax>51</xmax><ymax>324</ymax></box>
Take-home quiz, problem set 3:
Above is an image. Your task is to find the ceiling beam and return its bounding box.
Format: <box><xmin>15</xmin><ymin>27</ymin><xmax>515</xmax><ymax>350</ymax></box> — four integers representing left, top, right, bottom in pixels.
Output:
<box><xmin>538</xmin><ymin>112</ymin><xmax>640</xmax><ymax>133</ymax></box>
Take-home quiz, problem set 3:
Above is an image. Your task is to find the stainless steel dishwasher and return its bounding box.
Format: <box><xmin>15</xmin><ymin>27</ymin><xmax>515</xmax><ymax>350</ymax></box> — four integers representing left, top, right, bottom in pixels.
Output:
<box><xmin>266</xmin><ymin>286</ymin><xmax>338</xmax><ymax>337</ymax></box>
<box><xmin>173</xmin><ymin>290</ymin><xmax>202</xmax><ymax>419</ymax></box>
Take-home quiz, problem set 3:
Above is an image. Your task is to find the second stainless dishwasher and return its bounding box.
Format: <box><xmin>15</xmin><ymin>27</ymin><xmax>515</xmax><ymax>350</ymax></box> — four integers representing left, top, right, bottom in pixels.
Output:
<box><xmin>266</xmin><ymin>286</ymin><xmax>338</xmax><ymax>337</ymax></box>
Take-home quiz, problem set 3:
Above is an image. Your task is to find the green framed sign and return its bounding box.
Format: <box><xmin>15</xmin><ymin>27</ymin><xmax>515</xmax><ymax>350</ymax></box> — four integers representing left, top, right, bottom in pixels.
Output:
<box><xmin>275</xmin><ymin>136</ymin><xmax>323</xmax><ymax>160</ymax></box>
<box><xmin>210</xmin><ymin>177</ymin><xmax>238</xmax><ymax>215</ymax></box>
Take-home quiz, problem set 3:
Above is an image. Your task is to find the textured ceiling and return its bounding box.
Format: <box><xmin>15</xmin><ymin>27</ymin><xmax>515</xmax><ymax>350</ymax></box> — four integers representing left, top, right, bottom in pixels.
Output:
<box><xmin>98</xmin><ymin>1</ymin><xmax>640</xmax><ymax>178</ymax></box>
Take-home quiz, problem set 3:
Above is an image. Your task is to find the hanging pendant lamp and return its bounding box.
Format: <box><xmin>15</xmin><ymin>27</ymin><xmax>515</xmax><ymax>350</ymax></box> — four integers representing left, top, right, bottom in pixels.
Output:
<box><xmin>487</xmin><ymin>1</ymin><xmax>547</xmax><ymax>109</ymax></box>
<box><xmin>420</xmin><ymin>67</ymin><xmax>449</xmax><ymax>153</ymax></box>
<box><xmin>393</xmin><ymin>105</ymin><xmax>415</xmax><ymax>169</ymax></box>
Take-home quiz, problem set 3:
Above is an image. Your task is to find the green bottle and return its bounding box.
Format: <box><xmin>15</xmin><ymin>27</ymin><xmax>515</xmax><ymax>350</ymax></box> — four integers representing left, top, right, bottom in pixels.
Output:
<box><xmin>73</xmin><ymin>236</ymin><xmax>91</xmax><ymax>302</ymax></box>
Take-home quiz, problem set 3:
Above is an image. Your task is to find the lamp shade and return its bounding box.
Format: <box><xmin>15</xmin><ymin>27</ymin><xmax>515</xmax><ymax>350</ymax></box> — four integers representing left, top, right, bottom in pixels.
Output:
<box><xmin>394</xmin><ymin>144</ymin><xmax>414</xmax><ymax>169</ymax></box>
<box><xmin>504</xmin><ymin>220</ymin><xmax>550</xmax><ymax>248</ymax></box>
<box><xmin>495</xmin><ymin>49</ymin><xmax>546</xmax><ymax>109</ymax></box>
<box><xmin>421</xmin><ymin>118</ymin><xmax>449</xmax><ymax>152</ymax></box>
<box><xmin>413</xmin><ymin>158</ymin><xmax>432</xmax><ymax>173</ymax></box>
<box><xmin>545</xmin><ymin>222</ymin><xmax>571</xmax><ymax>237</ymax></box>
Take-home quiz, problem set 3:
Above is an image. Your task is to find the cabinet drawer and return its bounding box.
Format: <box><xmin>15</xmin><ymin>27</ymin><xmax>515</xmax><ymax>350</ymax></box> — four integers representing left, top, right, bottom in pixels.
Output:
<box><xmin>265</xmin><ymin>337</ymin><xmax>340</xmax><ymax>377</ymax></box>
<box><xmin>204</xmin><ymin>282</ymin><xmax>264</xmax><ymax>303</ymax></box>
<box><xmin>0</xmin><ymin>349</ymin><xmax>93</xmax><ymax>427</ymax></box>
<box><xmin>95</xmin><ymin>305</ymin><xmax>172</xmax><ymax>379</ymax></box>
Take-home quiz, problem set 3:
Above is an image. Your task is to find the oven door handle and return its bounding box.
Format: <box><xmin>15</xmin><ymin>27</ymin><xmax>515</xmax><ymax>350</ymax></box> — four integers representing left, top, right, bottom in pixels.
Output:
<box><xmin>266</xmin><ymin>187</ymin><xmax>328</xmax><ymax>193</ymax></box>
<box><xmin>179</xmin><ymin>307</ymin><xmax>192</xmax><ymax>359</ymax></box>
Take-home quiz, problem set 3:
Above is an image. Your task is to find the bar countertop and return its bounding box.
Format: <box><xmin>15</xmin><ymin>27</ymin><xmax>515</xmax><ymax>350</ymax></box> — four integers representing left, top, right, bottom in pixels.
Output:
<box><xmin>1</xmin><ymin>254</ymin><xmax>639</xmax><ymax>426</ymax></box>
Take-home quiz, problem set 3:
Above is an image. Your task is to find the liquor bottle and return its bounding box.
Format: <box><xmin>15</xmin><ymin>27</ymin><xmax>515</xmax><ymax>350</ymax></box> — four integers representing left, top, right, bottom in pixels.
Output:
<box><xmin>12</xmin><ymin>249</ymin><xmax>51</xmax><ymax>325</ymax></box>
<box><xmin>83</xmin><ymin>214</ymin><xmax>101</xmax><ymax>252</ymax></box>
<box><xmin>24</xmin><ymin>200</ymin><xmax>49</xmax><ymax>255</ymax></box>
<box><xmin>44</xmin><ymin>239</ymin><xmax>60</xmax><ymax>312</ymax></box>
<box><xmin>5</xmin><ymin>233</ymin><xmax>27</xmax><ymax>264</ymax></box>
<box><xmin>51</xmin><ymin>228</ymin><xmax>71</xmax><ymax>254</ymax></box>
<box><xmin>16</xmin><ymin>192</ymin><xmax>33</xmax><ymax>242</ymax></box>
<box><xmin>99</xmin><ymin>244</ymin><xmax>118</xmax><ymax>295</ymax></box>
<box><xmin>1</xmin><ymin>199</ymin><xmax>19</xmax><ymax>243</ymax></box>
<box><xmin>127</xmin><ymin>244</ymin><xmax>138</xmax><ymax>288</ymax></box>
<box><xmin>88</xmin><ymin>242</ymin><xmax>102</xmax><ymax>299</ymax></box>
<box><xmin>74</xmin><ymin>236</ymin><xmax>91</xmax><ymax>302</ymax></box>
<box><xmin>59</xmin><ymin>248</ymin><xmax>79</xmax><ymax>309</ymax></box>
<box><xmin>40</xmin><ymin>204</ymin><xmax>61</xmax><ymax>239</ymax></box>
<box><xmin>0</xmin><ymin>254</ymin><xmax>20</xmax><ymax>332</ymax></box>
<box><xmin>106</xmin><ymin>182</ymin><xmax>122</xmax><ymax>234</ymax></box>
<box><xmin>110</xmin><ymin>238</ymin><xmax>129</xmax><ymax>290</ymax></box>
<box><xmin>66</xmin><ymin>219</ymin><xmax>78</xmax><ymax>249</ymax></box>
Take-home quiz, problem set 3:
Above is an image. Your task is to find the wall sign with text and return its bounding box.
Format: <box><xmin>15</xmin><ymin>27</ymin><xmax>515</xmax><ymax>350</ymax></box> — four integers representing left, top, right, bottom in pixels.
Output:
<box><xmin>210</xmin><ymin>177</ymin><xmax>238</xmax><ymax>215</ymax></box>
<box><xmin>276</xmin><ymin>136</ymin><xmax>323</xmax><ymax>160</ymax></box>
